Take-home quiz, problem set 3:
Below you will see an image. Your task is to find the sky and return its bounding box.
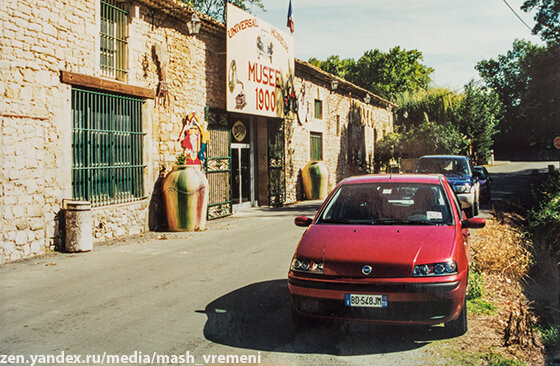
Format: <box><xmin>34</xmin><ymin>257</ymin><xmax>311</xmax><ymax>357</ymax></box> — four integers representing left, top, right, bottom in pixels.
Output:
<box><xmin>250</xmin><ymin>0</ymin><xmax>543</xmax><ymax>90</ymax></box>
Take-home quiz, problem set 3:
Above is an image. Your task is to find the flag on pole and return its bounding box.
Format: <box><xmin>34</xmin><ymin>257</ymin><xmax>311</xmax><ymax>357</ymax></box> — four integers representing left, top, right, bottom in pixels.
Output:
<box><xmin>287</xmin><ymin>0</ymin><xmax>294</xmax><ymax>33</ymax></box>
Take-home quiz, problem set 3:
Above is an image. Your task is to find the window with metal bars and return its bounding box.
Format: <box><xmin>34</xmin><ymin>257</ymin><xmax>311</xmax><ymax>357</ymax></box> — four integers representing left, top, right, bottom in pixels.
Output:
<box><xmin>100</xmin><ymin>0</ymin><xmax>128</xmax><ymax>81</ymax></box>
<box><xmin>72</xmin><ymin>88</ymin><xmax>145</xmax><ymax>206</ymax></box>
<box><xmin>310</xmin><ymin>132</ymin><xmax>323</xmax><ymax>161</ymax></box>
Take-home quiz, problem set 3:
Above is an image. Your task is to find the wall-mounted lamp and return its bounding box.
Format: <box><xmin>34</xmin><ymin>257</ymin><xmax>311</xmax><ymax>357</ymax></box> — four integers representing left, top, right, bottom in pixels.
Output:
<box><xmin>364</xmin><ymin>94</ymin><xmax>371</xmax><ymax>104</ymax></box>
<box><xmin>331</xmin><ymin>79</ymin><xmax>339</xmax><ymax>90</ymax></box>
<box><xmin>187</xmin><ymin>13</ymin><xmax>201</xmax><ymax>34</ymax></box>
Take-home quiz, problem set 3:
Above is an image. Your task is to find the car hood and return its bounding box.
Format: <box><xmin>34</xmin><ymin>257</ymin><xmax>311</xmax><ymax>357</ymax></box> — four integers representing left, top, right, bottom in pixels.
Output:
<box><xmin>297</xmin><ymin>224</ymin><xmax>457</xmax><ymax>278</ymax></box>
<box><xmin>446</xmin><ymin>175</ymin><xmax>473</xmax><ymax>186</ymax></box>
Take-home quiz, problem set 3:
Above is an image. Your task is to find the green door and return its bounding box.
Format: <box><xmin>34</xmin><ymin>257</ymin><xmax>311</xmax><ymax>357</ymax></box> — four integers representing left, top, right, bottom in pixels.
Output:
<box><xmin>206</xmin><ymin>125</ymin><xmax>232</xmax><ymax>219</ymax></box>
<box><xmin>268</xmin><ymin>119</ymin><xmax>286</xmax><ymax>207</ymax></box>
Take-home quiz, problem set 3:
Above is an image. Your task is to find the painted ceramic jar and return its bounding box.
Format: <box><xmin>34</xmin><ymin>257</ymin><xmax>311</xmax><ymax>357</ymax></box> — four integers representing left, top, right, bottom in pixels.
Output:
<box><xmin>163</xmin><ymin>165</ymin><xmax>209</xmax><ymax>231</ymax></box>
<box><xmin>302</xmin><ymin>161</ymin><xmax>329</xmax><ymax>200</ymax></box>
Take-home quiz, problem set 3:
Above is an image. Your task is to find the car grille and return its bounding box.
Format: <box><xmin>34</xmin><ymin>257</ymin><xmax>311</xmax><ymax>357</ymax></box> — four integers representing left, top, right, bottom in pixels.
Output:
<box><xmin>292</xmin><ymin>295</ymin><xmax>454</xmax><ymax>322</ymax></box>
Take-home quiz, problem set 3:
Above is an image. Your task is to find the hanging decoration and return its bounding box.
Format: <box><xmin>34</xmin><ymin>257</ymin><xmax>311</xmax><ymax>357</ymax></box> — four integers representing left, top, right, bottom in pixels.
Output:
<box><xmin>177</xmin><ymin>112</ymin><xmax>210</xmax><ymax>170</ymax></box>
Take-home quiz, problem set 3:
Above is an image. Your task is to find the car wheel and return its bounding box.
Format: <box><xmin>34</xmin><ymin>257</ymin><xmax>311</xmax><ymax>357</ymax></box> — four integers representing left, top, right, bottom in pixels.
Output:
<box><xmin>445</xmin><ymin>296</ymin><xmax>467</xmax><ymax>338</ymax></box>
<box><xmin>465</xmin><ymin>207</ymin><xmax>474</xmax><ymax>218</ymax></box>
<box><xmin>473</xmin><ymin>200</ymin><xmax>479</xmax><ymax>217</ymax></box>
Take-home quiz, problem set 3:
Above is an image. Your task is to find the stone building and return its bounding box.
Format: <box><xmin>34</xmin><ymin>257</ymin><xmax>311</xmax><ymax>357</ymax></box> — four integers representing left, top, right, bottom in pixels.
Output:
<box><xmin>0</xmin><ymin>0</ymin><xmax>394</xmax><ymax>263</ymax></box>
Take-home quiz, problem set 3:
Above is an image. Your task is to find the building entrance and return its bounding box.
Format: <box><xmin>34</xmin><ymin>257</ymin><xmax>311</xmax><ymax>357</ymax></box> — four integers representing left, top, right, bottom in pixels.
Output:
<box><xmin>231</xmin><ymin>143</ymin><xmax>251</xmax><ymax>206</ymax></box>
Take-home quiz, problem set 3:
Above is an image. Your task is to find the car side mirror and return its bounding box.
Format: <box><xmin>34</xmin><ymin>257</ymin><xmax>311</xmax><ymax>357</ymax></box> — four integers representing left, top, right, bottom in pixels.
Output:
<box><xmin>294</xmin><ymin>216</ymin><xmax>312</xmax><ymax>227</ymax></box>
<box><xmin>462</xmin><ymin>217</ymin><xmax>485</xmax><ymax>229</ymax></box>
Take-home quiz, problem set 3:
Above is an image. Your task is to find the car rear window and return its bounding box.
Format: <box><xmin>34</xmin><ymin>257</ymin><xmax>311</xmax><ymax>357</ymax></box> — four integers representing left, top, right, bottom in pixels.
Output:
<box><xmin>416</xmin><ymin>158</ymin><xmax>470</xmax><ymax>176</ymax></box>
<box><xmin>318</xmin><ymin>183</ymin><xmax>453</xmax><ymax>226</ymax></box>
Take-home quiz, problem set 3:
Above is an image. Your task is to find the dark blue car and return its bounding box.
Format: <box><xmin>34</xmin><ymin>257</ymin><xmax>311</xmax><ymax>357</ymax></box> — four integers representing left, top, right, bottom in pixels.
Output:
<box><xmin>414</xmin><ymin>155</ymin><xmax>480</xmax><ymax>217</ymax></box>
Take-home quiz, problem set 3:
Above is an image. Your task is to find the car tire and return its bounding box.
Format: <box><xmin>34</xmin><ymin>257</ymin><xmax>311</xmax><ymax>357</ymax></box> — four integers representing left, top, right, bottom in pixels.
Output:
<box><xmin>473</xmin><ymin>200</ymin><xmax>479</xmax><ymax>217</ymax></box>
<box><xmin>445</xmin><ymin>295</ymin><xmax>467</xmax><ymax>338</ymax></box>
<box><xmin>465</xmin><ymin>207</ymin><xmax>474</xmax><ymax>218</ymax></box>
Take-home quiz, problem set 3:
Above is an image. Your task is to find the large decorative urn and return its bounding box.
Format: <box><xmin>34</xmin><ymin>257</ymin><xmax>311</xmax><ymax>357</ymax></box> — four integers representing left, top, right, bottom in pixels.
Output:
<box><xmin>302</xmin><ymin>161</ymin><xmax>329</xmax><ymax>200</ymax></box>
<box><xmin>162</xmin><ymin>165</ymin><xmax>209</xmax><ymax>231</ymax></box>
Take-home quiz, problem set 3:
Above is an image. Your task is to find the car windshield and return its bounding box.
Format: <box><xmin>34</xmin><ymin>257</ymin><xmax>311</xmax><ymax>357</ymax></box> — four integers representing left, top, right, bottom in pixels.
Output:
<box><xmin>318</xmin><ymin>182</ymin><xmax>453</xmax><ymax>226</ymax></box>
<box><xmin>474</xmin><ymin>167</ymin><xmax>487</xmax><ymax>179</ymax></box>
<box><xmin>416</xmin><ymin>158</ymin><xmax>470</xmax><ymax>176</ymax></box>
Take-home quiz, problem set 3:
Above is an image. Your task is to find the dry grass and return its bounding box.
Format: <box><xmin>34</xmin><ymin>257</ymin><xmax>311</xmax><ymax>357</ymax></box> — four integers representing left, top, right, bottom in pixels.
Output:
<box><xmin>471</xmin><ymin>212</ymin><xmax>533</xmax><ymax>280</ymax></box>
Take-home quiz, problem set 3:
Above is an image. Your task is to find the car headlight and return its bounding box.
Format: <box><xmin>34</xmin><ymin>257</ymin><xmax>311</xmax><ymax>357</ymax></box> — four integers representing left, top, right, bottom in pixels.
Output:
<box><xmin>454</xmin><ymin>184</ymin><xmax>472</xmax><ymax>193</ymax></box>
<box><xmin>413</xmin><ymin>261</ymin><xmax>457</xmax><ymax>276</ymax></box>
<box><xmin>290</xmin><ymin>257</ymin><xmax>324</xmax><ymax>274</ymax></box>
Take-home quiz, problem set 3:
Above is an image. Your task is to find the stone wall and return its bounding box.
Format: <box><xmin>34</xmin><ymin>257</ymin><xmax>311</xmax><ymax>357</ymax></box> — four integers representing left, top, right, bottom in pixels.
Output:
<box><xmin>286</xmin><ymin>66</ymin><xmax>394</xmax><ymax>203</ymax></box>
<box><xmin>0</xmin><ymin>0</ymin><xmax>226</xmax><ymax>263</ymax></box>
<box><xmin>1</xmin><ymin>0</ymin><xmax>96</xmax><ymax>262</ymax></box>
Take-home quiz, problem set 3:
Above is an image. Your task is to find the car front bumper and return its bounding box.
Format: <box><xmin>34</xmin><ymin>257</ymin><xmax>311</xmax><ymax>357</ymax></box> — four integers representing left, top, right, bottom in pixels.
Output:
<box><xmin>288</xmin><ymin>272</ymin><xmax>466</xmax><ymax>325</ymax></box>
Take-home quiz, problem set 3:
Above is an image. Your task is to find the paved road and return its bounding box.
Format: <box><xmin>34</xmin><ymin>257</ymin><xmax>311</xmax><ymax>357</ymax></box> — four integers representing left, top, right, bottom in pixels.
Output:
<box><xmin>1</xmin><ymin>161</ymin><xmax>557</xmax><ymax>365</ymax></box>
<box><xmin>478</xmin><ymin>160</ymin><xmax>559</xmax><ymax>218</ymax></box>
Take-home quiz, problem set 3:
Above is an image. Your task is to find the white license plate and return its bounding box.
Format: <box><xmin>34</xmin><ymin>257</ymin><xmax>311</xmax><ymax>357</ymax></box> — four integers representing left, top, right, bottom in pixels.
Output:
<box><xmin>345</xmin><ymin>294</ymin><xmax>388</xmax><ymax>308</ymax></box>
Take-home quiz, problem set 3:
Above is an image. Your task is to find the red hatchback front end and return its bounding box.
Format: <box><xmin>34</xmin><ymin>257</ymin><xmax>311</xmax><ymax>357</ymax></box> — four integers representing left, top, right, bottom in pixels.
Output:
<box><xmin>288</xmin><ymin>174</ymin><xmax>485</xmax><ymax>336</ymax></box>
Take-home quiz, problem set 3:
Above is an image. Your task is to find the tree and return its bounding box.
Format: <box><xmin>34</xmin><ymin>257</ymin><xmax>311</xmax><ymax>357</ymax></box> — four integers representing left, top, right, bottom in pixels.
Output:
<box><xmin>476</xmin><ymin>40</ymin><xmax>560</xmax><ymax>157</ymax></box>
<box><xmin>308</xmin><ymin>55</ymin><xmax>355</xmax><ymax>80</ymax></box>
<box><xmin>395</xmin><ymin>88</ymin><xmax>462</xmax><ymax>128</ymax></box>
<box><xmin>348</xmin><ymin>47</ymin><xmax>433</xmax><ymax>101</ymax></box>
<box><xmin>455</xmin><ymin>81</ymin><xmax>502</xmax><ymax>162</ymax></box>
<box><xmin>521</xmin><ymin>0</ymin><xmax>560</xmax><ymax>44</ymax></box>
<box><xmin>180</xmin><ymin>0</ymin><xmax>264</xmax><ymax>23</ymax></box>
<box><xmin>309</xmin><ymin>47</ymin><xmax>433</xmax><ymax>101</ymax></box>
<box><xmin>374</xmin><ymin>121</ymin><xmax>467</xmax><ymax>171</ymax></box>
<box><xmin>393</xmin><ymin>83</ymin><xmax>501</xmax><ymax>162</ymax></box>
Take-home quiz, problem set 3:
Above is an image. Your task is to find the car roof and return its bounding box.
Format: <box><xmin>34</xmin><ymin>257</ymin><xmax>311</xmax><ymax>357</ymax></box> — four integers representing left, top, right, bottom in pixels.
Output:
<box><xmin>342</xmin><ymin>174</ymin><xmax>444</xmax><ymax>185</ymax></box>
<box><xmin>418</xmin><ymin>155</ymin><xmax>469</xmax><ymax>160</ymax></box>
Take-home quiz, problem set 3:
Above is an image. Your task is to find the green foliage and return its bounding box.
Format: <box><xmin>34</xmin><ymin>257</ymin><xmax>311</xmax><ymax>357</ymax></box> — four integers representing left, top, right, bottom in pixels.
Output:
<box><xmin>179</xmin><ymin>0</ymin><xmax>264</xmax><ymax>23</ymax></box>
<box><xmin>374</xmin><ymin>122</ymin><xmax>467</xmax><ymax>171</ymax></box>
<box><xmin>402</xmin><ymin>121</ymin><xmax>466</xmax><ymax>157</ymax></box>
<box><xmin>467</xmin><ymin>270</ymin><xmax>484</xmax><ymax>300</ymax></box>
<box><xmin>394</xmin><ymin>84</ymin><xmax>501</xmax><ymax>163</ymax></box>
<box><xmin>308</xmin><ymin>55</ymin><xmax>355</xmax><ymax>80</ymax></box>
<box><xmin>395</xmin><ymin>88</ymin><xmax>463</xmax><ymax>128</ymax></box>
<box><xmin>455</xmin><ymin>81</ymin><xmax>502</xmax><ymax>162</ymax></box>
<box><xmin>476</xmin><ymin>40</ymin><xmax>560</xmax><ymax>156</ymax></box>
<box><xmin>528</xmin><ymin>172</ymin><xmax>560</xmax><ymax>256</ymax></box>
<box><xmin>309</xmin><ymin>47</ymin><xmax>434</xmax><ymax>101</ymax></box>
<box><xmin>443</xmin><ymin>351</ymin><xmax>527</xmax><ymax>366</ymax></box>
<box><xmin>521</xmin><ymin>0</ymin><xmax>560</xmax><ymax>45</ymax></box>
<box><xmin>538</xmin><ymin>324</ymin><xmax>560</xmax><ymax>350</ymax></box>
<box><xmin>468</xmin><ymin>298</ymin><xmax>498</xmax><ymax>316</ymax></box>
<box><xmin>484</xmin><ymin>352</ymin><xmax>527</xmax><ymax>366</ymax></box>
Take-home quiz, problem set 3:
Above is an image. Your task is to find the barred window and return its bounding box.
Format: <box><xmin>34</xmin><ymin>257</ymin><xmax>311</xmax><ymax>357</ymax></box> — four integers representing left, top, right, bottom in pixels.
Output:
<box><xmin>72</xmin><ymin>88</ymin><xmax>145</xmax><ymax>206</ymax></box>
<box><xmin>310</xmin><ymin>132</ymin><xmax>323</xmax><ymax>161</ymax></box>
<box><xmin>100</xmin><ymin>0</ymin><xmax>128</xmax><ymax>80</ymax></box>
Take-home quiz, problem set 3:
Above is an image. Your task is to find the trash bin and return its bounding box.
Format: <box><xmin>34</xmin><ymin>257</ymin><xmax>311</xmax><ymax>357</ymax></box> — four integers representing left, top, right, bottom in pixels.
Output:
<box><xmin>64</xmin><ymin>200</ymin><xmax>93</xmax><ymax>252</ymax></box>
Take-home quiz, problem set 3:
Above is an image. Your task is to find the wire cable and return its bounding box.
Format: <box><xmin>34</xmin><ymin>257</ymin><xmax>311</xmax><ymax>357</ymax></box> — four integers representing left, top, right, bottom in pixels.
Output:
<box><xmin>500</xmin><ymin>0</ymin><xmax>534</xmax><ymax>32</ymax></box>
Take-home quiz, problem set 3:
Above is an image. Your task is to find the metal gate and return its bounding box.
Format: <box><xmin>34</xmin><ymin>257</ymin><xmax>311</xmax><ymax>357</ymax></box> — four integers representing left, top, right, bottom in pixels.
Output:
<box><xmin>268</xmin><ymin>119</ymin><xmax>286</xmax><ymax>207</ymax></box>
<box><xmin>206</xmin><ymin>125</ymin><xmax>232</xmax><ymax>219</ymax></box>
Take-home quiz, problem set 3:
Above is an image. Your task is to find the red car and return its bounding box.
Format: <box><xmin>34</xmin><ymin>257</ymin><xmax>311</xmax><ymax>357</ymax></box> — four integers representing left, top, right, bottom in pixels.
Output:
<box><xmin>288</xmin><ymin>174</ymin><xmax>485</xmax><ymax>337</ymax></box>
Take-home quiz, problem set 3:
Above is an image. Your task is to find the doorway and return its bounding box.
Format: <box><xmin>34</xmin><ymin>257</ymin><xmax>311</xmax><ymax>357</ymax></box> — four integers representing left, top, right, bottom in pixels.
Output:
<box><xmin>231</xmin><ymin>143</ymin><xmax>251</xmax><ymax>207</ymax></box>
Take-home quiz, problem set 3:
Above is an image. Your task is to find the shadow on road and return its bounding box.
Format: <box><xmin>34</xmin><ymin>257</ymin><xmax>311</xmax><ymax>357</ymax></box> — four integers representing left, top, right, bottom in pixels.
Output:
<box><xmin>199</xmin><ymin>279</ymin><xmax>452</xmax><ymax>356</ymax></box>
